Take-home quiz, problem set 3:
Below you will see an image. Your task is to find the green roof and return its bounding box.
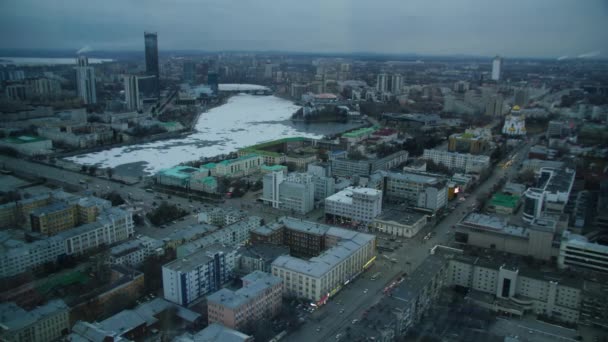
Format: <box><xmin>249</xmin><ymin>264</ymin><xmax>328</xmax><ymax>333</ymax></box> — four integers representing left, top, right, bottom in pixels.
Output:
<box><xmin>342</xmin><ymin>126</ymin><xmax>379</xmax><ymax>138</ymax></box>
<box><xmin>2</xmin><ymin>135</ymin><xmax>48</xmax><ymax>144</ymax></box>
<box><xmin>37</xmin><ymin>270</ymin><xmax>88</xmax><ymax>295</ymax></box>
<box><xmin>490</xmin><ymin>193</ymin><xmax>520</xmax><ymax>208</ymax></box>
<box><xmin>158</xmin><ymin>165</ymin><xmax>199</xmax><ymax>179</ymax></box>
<box><xmin>262</xmin><ymin>165</ymin><xmax>287</xmax><ymax>171</ymax></box>
<box><xmin>194</xmin><ymin>176</ymin><xmax>217</xmax><ymax>186</ymax></box>
<box><xmin>201</xmin><ymin>163</ymin><xmax>217</xmax><ymax>169</ymax></box>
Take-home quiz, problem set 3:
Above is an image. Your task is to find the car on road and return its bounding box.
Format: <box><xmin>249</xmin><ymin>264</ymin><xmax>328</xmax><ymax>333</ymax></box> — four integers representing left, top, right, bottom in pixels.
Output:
<box><xmin>363</xmin><ymin>289</ymin><xmax>368</xmax><ymax>294</ymax></box>
<box><xmin>339</xmin><ymin>309</ymin><xmax>345</xmax><ymax>314</ymax></box>
<box><xmin>352</xmin><ymin>319</ymin><xmax>358</xmax><ymax>324</ymax></box>
<box><xmin>335</xmin><ymin>333</ymin><xmax>342</xmax><ymax>340</ymax></box>
<box><xmin>316</xmin><ymin>327</ymin><xmax>321</xmax><ymax>332</ymax></box>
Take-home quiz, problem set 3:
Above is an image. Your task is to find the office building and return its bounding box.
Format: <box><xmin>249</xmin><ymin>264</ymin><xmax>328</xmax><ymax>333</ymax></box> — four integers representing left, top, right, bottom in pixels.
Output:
<box><xmin>491</xmin><ymin>56</ymin><xmax>502</xmax><ymax>81</ymax></box>
<box><xmin>0</xmin><ymin>300</ymin><xmax>69</xmax><ymax>342</ymax></box>
<box><xmin>331</xmin><ymin>151</ymin><xmax>408</xmax><ymax>178</ymax></box>
<box><xmin>207</xmin><ymin>271</ymin><xmax>282</xmax><ymax>330</ymax></box>
<box><xmin>455</xmin><ymin>213</ymin><xmax>558</xmax><ymax>261</ymax></box>
<box><xmin>75</xmin><ymin>55</ymin><xmax>97</xmax><ymax>104</ymax></box>
<box><xmin>373</xmin><ymin>209</ymin><xmax>427</xmax><ymax>238</ymax></box>
<box><xmin>423</xmin><ymin>149</ymin><xmax>490</xmax><ymax>174</ymax></box>
<box><xmin>271</xmin><ymin>222</ymin><xmax>376</xmax><ymax>303</ymax></box>
<box><xmin>163</xmin><ymin>244</ymin><xmax>237</xmax><ymax>306</ymax></box>
<box><xmin>522</xmin><ymin>167</ymin><xmax>575</xmax><ymax>223</ymax></box>
<box><xmin>123</xmin><ymin>74</ymin><xmax>141</xmax><ymax>111</ymax></box>
<box><xmin>558</xmin><ymin>231</ymin><xmax>608</xmax><ymax>274</ymax></box>
<box><xmin>379</xmin><ymin>171</ymin><xmax>448</xmax><ymax>212</ymax></box>
<box><xmin>485</xmin><ymin>94</ymin><xmax>504</xmax><ymax>117</ymax></box>
<box><xmin>312</xmin><ymin>175</ymin><xmax>335</xmax><ymax>201</ymax></box>
<box><xmin>262</xmin><ymin>172</ymin><xmax>315</xmax><ymax>215</ymax></box>
<box><xmin>144</xmin><ymin>32</ymin><xmax>159</xmax><ymax>96</ymax></box>
<box><xmin>202</xmin><ymin>154</ymin><xmax>263</xmax><ymax>178</ymax></box>
<box><xmin>5</xmin><ymin>84</ymin><xmax>29</xmax><ymax>101</ymax></box>
<box><xmin>325</xmin><ymin>187</ymin><xmax>383</xmax><ymax>224</ymax></box>
<box><xmin>197</xmin><ymin>207</ymin><xmax>247</xmax><ymax>227</ymax></box>
<box><xmin>448</xmin><ymin>132</ymin><xmax>491</xmax><ymax>155</ymax></box>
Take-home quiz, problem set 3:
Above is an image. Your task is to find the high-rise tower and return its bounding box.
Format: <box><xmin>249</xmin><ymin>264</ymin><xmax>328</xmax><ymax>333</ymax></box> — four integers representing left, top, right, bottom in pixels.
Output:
<box><xmin>491</xmin><ymin>56</ymin><xmax>502</xmax><ymax>81</ymax></box>
<box><xmin>123</xmin><ymin>75</ymin><xmax>140</xmax><ymax>111</ymax></box>
<box><xmin>75</xmin><ymin>56</ymin><xmax>97</xmax><ymax>104</ymax></box>
<box><xmin>144</xmin><ymin>32</ymin><xmax>159</xmax><ymax>96</ymax></box>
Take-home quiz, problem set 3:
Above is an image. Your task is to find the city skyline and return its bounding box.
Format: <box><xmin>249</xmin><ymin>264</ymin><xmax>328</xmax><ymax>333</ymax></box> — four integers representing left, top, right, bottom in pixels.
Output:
<box><xmin>0</xmin><ymin>0</ymin><xmax>606</xmax><ymax>59</ymax></box>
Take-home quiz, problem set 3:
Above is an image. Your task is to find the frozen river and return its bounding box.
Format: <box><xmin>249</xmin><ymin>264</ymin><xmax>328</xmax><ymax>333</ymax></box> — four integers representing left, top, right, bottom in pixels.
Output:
<box><xmin>67</xmin><ymin>94</ymin><xmax>360</xmax><ymax>176</ymax></box>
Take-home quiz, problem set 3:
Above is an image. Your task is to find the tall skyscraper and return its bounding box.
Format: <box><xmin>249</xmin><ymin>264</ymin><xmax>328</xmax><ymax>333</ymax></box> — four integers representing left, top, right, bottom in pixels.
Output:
<box><xmin>75</xmin><ymin>56</ymin><xmax>97</xmax><ymax>104</ymax></box>
<box><xmin>123</xmin><ymin>75</ymin><xmax>140</xmax><ymax>111</ymax></box>
<box><xmin>390</xmin><ymin>74</ymin><xmax>403</xmax><ymax>94</ymax></box>
<box><xmin>492</xmin><ymin>56</ymin><xmax>502</xmax><ymax>81</ymax></box>
<box><xmin>376</xmin><ymin>73</ymin><xmax>388</xmax><ymax>92</ymax></box>
<box><xmin>144</xmin><ymin>32</ymin><xmax>159</xmax><ymax>96</ymax></box>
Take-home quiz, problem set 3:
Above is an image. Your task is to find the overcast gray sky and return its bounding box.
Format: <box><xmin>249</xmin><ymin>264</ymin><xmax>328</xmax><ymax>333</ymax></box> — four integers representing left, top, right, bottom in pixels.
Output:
<box><xmin>1</xmin><ymin>0</ymin><xmax>607</xmax><ymax>58</ymax></box>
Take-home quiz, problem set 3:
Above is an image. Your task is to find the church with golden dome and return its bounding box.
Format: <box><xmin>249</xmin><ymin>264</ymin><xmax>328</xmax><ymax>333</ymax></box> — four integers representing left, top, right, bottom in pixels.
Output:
<box><xmin>502</xmin><ymin>105</ymin><xmax>527</xmax><ymax>136</ymax></box>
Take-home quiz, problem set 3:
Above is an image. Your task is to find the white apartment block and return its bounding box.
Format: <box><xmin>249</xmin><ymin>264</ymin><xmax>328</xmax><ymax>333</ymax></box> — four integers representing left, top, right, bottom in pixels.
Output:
<box><xmin>271</xmin><ymin>228</ymin><xmax>376</xmax><ymax>303</ymax></box>
<box><xmin>177</xmin><ymin>216</ymin><xmax>262</xmax><ymax>258</ymax></box>
<box><xmin>211</xmin><ymin>154</ymin><xmax>263</xmax><ymax>178</ymax></box>
<box><xmin>324</xmin><ymin>187</ymin><xmax>383</xmax><ymax>224</ymax></box>
<box><xmin>0</xmin><ymin>208</ymin><xmax>133</xmax><ymax>278</ymax></box>
<box><xmin>0</xmin><ymin>300</ymin><xmax>70</xmax><ymax>342</ymax></box>
<box><xmin>163</xmin><ymin>244</ymin><xmax>237</xmax><ymax>306</ymax></box>
<box><xmin>108</xmin><ymin>236</ymin><xmax>164</xmax><ymax>267</ymax></box>
<box><xmin>423</xmin><ymin>149</ymin><xmax>490</xmax><ymax>174</ymax></box>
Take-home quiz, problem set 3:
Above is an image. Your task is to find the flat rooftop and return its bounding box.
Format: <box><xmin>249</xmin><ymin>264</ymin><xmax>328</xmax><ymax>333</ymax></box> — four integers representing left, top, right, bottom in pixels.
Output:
<box><xmin>207</xmin><ymin>271</ymin><xmax>281</xmax><ymax>309</ymax></box>
<box><xmin>375</xmin><ymin>209</ymin><xmax>427</xmax><ymax>226</ymax></box>
<box><xmin>459</xmin><ymin>213</ymin><xmax>528</xmax><ymax>239</ymax></box>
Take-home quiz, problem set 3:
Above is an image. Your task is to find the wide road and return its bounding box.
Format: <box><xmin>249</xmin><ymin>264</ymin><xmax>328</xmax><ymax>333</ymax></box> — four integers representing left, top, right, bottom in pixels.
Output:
<box><xmin>288</xmin><ymin>140</ymin><xmax>533</xmax><ymax>342</ymax></box>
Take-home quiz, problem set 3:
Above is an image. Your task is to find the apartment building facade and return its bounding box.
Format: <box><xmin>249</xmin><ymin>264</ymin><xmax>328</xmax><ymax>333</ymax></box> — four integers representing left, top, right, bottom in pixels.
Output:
<box><xmin>207</xmin><ymin>271</ymin><xmax>283</xmax><ymax>330</ymax></box>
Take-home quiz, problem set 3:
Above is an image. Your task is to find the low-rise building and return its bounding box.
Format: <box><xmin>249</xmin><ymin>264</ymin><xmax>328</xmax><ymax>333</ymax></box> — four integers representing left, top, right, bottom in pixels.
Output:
<box><xmin>324</xmin><ymin>187</ymin><xmax>383</xmax><ymax>224</ymax></box>
<box><xmin>163</xmin><ymin>244</ymin><xmax>237</xmax><ymax>306</ymax></box>
<box><xmin>448</xmin><ymin>130</ymin><xmax>491</xmax><ymax>155</ymax></box>
<box><xmin>0</xmin><ymin>299</ymin><xmax>69</xmax><ymax>342</ymax></box>
<box><xmin>197</xmin><ymin>207</ymin><xmax>247</xmax><ymax>226</ymax></box>
<box><xmin>455</xmin><ymin>213</ymin><xmax>557</xmax><ymax>261</ymax></box>
<box><xmin>176</xmin><ymin>216</ymin><xmax>261</xmax><ymax>258</ymax></box>
<box><xmin>423</xmin><ymin>149</ymin><xmax>490</xmax><ymax>174</ymax></box>
<box><xmin>487</xmin><ymin>193</ymin><xmax>520</xmax><ymax>215</ymax></box>
<box><xmin>108</xmin><ymin>236</ymin><xmax>164</xmax><ymax>267</ymax></box>
<box><xmin>207</xmin><ymin>271</ymin><xmax>283</xmax><ymax>330</ymax></box>
<box><xmin>203</xmin><ymin>154</ymin><xmax>263</xmax><ymax>178</ymax></box>
<box><xmin>373</xmin><ymin>209</ymin><xmax>427</xmax><ymax>238</ymax></box>
<box><xmin>236</xmin><ymin>244</ymin><xmax>290</xmax><ymax>274</ymax></box>
<box><xmin>330</xmin><ymin>150</ymin><xmax>408</xmax><ymax>177</ymax></box>
<box><xmin>0</xmin><ymin>135</ymin><xmax>53</xmax><ymax>156</ymax></box>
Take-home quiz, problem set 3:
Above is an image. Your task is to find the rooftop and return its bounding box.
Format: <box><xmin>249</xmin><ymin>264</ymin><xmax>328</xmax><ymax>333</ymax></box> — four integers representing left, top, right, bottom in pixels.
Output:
<box><xmin>272</xmin><ymin>222</ymin><xmax>375</xmax><ymax>278</ymax></box>
<box><xmin>237</xmin><ymin>243</ymin><xmax>289</xmax><ymax>262</ymax></box>
<box><xmin>374</xmin><ymin>209</ymin><xmax>427</xmax><ymax>226</ymax></box>
<box><xmin>1</xmin><ymin>135</ymin><xmax>48</xmax><ymax>144</ymax></box>
<box><xmin>325</xmin><ymin>186</ymin><xmax>382</xmax><ymax>205</ymax></box>
<box><xmin>342</xmin><ymin>126</ymin><xmax>378</xmax><ymax>138</ymax></box>
<box><xmin>489</xmin><ymin>193</ymin><xmax>520</xmax><ymax>209</ymax></box>
<box><xmin>164</xmin><ymin>244</ymin><xmax>234</xmax><ymax>272</ymax></box>
<box><xmin>458</xmin><ymin>213</ymin><xmax>528</xmax><ymax>239</ymax></box>
<box><xmin>174</xmin><ymin>323</ymin><xmax>252</xmax><ymax>342</ymax></box>
<box><xmin>0</xmin><ymin>299</ymin><xmax>68</xmax><ymax>331</ymax></box>
<box><xmin>392</xmin><ymin>253</ymin><xmax>448</xmax><ymax>304</ymax></box>
<box><xmin>207</xmin><ymin>271</ymin><xmax>282</xmax><ymax>309</ymax></box>
<box><xmin>157</xmin><ymin>165</ymin><xmax>201</xmax><ymax>179</ymax></box>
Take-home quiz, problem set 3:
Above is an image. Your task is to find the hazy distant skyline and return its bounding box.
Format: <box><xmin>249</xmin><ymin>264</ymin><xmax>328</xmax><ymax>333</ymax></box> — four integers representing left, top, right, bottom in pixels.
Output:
<box><xmin>1</xmin><ymin>0</ymin><xmax>607</xmax><ymax>58</ymax></box>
